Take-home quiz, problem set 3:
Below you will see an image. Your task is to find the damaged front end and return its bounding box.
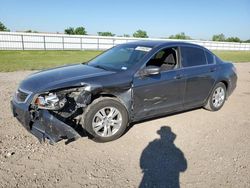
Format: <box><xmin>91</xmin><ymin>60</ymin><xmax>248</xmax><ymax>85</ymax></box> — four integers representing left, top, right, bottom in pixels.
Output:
<box><xmin>11</xmin><ymin>85</ymin><xmax>93</xmax><ymax>144</ymax></box>
<box><xmin>31</xmin><ymin>110</ymin><xmax>81</xmax><ymax>144</ymax></box>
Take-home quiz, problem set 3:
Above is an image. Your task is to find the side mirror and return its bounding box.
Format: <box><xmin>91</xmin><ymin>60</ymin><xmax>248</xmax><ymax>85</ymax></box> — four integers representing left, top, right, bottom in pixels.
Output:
<box><xmin>140</xmin><ymin>66</ymin><xmax>160</xmax><ymax>77</ymax></box>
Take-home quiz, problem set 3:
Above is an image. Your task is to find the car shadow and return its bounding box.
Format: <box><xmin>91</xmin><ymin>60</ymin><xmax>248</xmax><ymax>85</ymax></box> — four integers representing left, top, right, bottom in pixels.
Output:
<box><xmin>73</xmin><ymin>107</ymin><xmax>201</xmax><ymax>144</ymax></box>
<box><xmin>139</xmin><ymin>126</ymin><xmax>187</xmax><ymax>188</ymax></box>
<box><xmin>126</xmin><ymin>107</ymin><xmax>201</xmax><ymax>134</ymax></box>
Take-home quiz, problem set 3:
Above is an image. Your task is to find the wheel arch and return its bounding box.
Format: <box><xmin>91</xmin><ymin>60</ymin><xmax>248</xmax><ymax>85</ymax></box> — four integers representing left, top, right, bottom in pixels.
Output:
<box><xmin>90</xmin><ymin>89</ymin><xmax>132</xmax><ymax>122</ymax></box>
<box><xmin>219</xmin><ymin>80</ymin><xmax>228</xmax><ymax>90</ymax></box>
<box><xmin>204</xmin><ymin>79</ymin><xmax>229</xmax><ymax>106</ymax></box>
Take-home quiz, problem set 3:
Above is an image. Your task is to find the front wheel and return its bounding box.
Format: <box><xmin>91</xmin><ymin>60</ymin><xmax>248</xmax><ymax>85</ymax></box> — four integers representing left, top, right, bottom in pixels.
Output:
<box><xmin>82</xmin><ymin>97</ymin><xmax>129</xmax><ymax>142</ymax></box>
<box><xmin>204</xmin><ymin>82</ymin><xmax>227</xmax><ymax>111</ymax></box>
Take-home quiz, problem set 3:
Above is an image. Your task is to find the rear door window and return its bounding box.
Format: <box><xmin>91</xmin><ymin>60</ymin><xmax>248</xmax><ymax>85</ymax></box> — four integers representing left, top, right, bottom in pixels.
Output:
<box><xmin>181</xmin><ymin>47</ymin><xmax>207</xmax><ymax>67</ymax></box>
<box><xmin>205</xmin><ymin>51</ymin><xmax>215</xmax><ymax>64</ymax></box>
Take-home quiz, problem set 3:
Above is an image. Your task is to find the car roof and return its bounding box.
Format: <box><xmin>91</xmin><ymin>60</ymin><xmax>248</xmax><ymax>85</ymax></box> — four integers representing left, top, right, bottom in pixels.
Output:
<box><xmin>126</xmin><ymin>40</ymin><xmax>204</xmax><ymax>49</ymax></box>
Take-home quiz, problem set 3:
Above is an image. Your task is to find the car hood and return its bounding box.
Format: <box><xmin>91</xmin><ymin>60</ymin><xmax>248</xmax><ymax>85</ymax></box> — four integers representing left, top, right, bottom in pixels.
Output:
<box><xmin>19</xmin><ymin>64</ymin><xmax>115</xmax><ymax>92</ymax></box>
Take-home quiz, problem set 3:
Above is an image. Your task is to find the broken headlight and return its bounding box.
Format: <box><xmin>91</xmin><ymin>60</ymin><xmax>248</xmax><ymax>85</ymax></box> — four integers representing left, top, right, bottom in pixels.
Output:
<box><xmin>34</xmin><ymin>93</ymin><xmax>67</xmax><ymax>110</ymax></box>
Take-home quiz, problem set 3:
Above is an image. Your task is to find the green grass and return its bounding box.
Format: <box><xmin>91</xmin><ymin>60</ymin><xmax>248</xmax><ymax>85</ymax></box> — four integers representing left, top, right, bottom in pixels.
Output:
<box><xmin>0</xmin><ymin>50</ymin><xmax>102</xmax><ymax>72</ymax></box>
<box><xmin>0</xmin><ymin>50</ymin><xmax>249</xmax><ymax>72</ymax></box>
<box><xmin>213</xmin><ymin>50</ymin><xmax>250</xmax><ymax>63</ymax></box>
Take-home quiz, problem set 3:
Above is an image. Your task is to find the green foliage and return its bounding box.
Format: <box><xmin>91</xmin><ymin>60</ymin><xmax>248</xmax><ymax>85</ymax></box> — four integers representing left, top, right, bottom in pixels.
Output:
<box><xmin>74</xmin><ymin>27</ymin><xmax>87</xmax><ymax>35</ymax></box>
<box><xmin>64</xmin><ymin>27</ymin><xmax>75</xmax><ymax>34</ymax></box>
<box><xmin>212</xmin><ymin>33</ymin><xmax>244</xmax><ymax>43</ymax></box>
<box><xmin>123</xmin><ymin>34</ymin><xmax>130</xmax><ymax>37</ymax></box>
<box><xmin>226</xmin><ymin>37</ymin><xmax>241</xmax><ymax>42</ymax></box>
<box><xmin>25</xmin><ymin>30</ymin><xmax>38</xmax><ymax>33</ymax></box>
<box><xmin>133</xmin><ymin>29</ymin><xmax>148</xmax><ymax>38</ymax></box>
<box><xmin>97</xmin><ymin>32</ymin><xmax>115</xmax><ymax>36</ymax></box>
<box><xmin>64</xmin><ymin>27</ymin><xmax>87</xmax><ymax>35</ymax></box>
<box><xmin>169</xmin><ymin>32</ymin><xmax>191</xmax><ymax>40</ymax></box>
<box><xmin>0</xmin><ymin>21</ymin><xmax>9</xmax><ymax>31</ymax></box>
<box><xmin>212</xmin><ymin>33</ymin><xmax>226</xmax><ymax>41</ymax></box>
<box><xmin>245</xmin><ymin>39</ymin><xmax>250</xmax><ymax>43</ymax></box>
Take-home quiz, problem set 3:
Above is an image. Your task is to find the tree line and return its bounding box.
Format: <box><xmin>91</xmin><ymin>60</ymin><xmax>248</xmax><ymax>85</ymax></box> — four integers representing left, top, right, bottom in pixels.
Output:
<box><xmin>0</xmin><ymin>21</ymin><xmax>249</xmax><ymax>43</ymax></box>
<box><xmin>63</xmin><ymin>27</ymin><xmax>148</xmax><ymax>38</ymax></box>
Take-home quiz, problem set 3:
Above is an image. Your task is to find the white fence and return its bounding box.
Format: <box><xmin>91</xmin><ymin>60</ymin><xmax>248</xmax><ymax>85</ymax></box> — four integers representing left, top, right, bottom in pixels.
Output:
<box><xmin>0</xmin><ymin>31</ymin><xmax>250</xmax><ymax>51</ymax></box>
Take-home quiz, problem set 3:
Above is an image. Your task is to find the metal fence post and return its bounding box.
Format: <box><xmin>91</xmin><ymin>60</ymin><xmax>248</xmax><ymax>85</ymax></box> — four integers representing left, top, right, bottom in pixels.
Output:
<box><xmin>97</xmin><ymin>38</ymin><xmax>99</xmax><ymax>50</ymax></box>
<box><xmin>43</xmin><ymin>36</ymin><xmax>46</xmax><ymax>50</ymax></box>
<box><xmin>80</xmin><ymin>37</ymin><xmax>83</xmax><ymax>50</ymax></box>
<box><xmin>21</xmin><ymin>34</ymin><xmax>24</xmax><ymax>50</ymax></box>
<box><xmin>62</xmin><ymin>36</ymin><xmax>64</xmax><ymax>50</ymax></box>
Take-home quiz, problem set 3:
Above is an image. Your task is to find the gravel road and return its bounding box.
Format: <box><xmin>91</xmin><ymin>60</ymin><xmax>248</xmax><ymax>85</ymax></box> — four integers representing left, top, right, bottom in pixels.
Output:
<box><xmin>0</xmin><ymin>63</ymin><xmax>250</xmax><ymax>188</ymax></box>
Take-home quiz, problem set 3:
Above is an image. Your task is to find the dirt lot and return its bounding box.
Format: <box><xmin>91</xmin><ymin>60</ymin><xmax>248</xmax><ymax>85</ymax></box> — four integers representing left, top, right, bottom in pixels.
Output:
<box><xmin>0</xmin><ymin>63</ymin><xmax>250</xmax><ymax>188</ymax></box>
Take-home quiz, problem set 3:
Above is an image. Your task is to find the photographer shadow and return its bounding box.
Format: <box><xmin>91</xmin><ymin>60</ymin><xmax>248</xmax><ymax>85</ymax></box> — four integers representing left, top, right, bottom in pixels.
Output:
<box><xmin>139</xmin><ymin>126</ymin><xmax>187</xmax><ymax>188</ymax></box>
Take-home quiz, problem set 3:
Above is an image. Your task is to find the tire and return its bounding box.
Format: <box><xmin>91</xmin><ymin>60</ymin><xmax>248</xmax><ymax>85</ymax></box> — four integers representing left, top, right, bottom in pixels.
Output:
<box><xmin>204</xmin><ymin>82</ymin><xmax>227</xmax><ymax>111</ymax></box>
<box><xmin>82</xmin><ymin>97</ymin><xmax>129</xmax><ymax>142</ymax></box>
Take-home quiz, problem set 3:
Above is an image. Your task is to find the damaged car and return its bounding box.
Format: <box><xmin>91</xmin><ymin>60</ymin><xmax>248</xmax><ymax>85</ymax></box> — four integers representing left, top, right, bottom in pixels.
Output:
<box><xmin>11</xmin><ymin>41</ymin><xmax>237</xmax><ymax>143</ymax></box>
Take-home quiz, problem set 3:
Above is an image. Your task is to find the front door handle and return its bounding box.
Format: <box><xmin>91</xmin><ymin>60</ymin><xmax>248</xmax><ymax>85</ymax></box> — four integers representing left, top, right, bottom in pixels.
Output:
<box><xmin>174</xmin><ymin>74</ymin><xmax>183</xmax><ymax>79</ymax></box>
<box><xmin>210</xmin><ymin>67</ymin><xmax>217</xmax><ymax>72</ymax></box>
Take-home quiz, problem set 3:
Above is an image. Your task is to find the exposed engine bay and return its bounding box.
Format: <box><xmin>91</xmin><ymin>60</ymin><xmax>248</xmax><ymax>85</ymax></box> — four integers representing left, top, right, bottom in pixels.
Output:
<box><xmin>24</xmin><ymin>87</ymin><xmax>93</xmax><ymax>144</ymax></box>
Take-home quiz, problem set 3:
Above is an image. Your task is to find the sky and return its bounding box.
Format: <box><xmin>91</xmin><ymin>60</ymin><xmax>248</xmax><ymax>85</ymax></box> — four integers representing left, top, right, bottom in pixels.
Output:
<box><xmin>0</xmin><ymin>0</ymin><xmax>250</xmax><ymax>40</ymax></box>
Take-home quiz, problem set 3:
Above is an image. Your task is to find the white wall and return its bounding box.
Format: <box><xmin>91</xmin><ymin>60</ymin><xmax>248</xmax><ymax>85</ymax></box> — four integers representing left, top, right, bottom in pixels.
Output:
<box><xmin>0</xmin><ymin>31</ymin><xmax>250</xmax><ymax>51</ymax></box>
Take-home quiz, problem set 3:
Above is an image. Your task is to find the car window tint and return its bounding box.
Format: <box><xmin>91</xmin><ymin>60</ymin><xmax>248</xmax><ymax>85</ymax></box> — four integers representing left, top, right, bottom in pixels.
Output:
<box><xmin>205</xmin><ymin>51</ymin><xmax>215</xmax><ymax>64</ymax></box>
<box><xmin>181</xmin><ymin>47</ymin><xmax>207</xmax><ymax>67</ymax></box>
<box><xmin>146</xmin><ymin>47</ymin><xmax>178</xmax><ymax>71</ymax></box>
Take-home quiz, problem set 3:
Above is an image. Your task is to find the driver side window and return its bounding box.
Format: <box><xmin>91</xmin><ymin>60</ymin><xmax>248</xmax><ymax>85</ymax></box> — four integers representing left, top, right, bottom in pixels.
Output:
<box><xmin>146</xmin><ymin>47</ymin><xmax>178</xmax><ymax>71</ymax></box>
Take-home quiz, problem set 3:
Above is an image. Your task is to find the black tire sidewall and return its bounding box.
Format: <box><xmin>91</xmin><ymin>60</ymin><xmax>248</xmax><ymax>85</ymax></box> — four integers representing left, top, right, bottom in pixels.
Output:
<box><xmin>84</xmin><ymin>98</ymin><xmax>128</xmax><ymax>142</ymax></box>
<box><xmin>209</xmin><ymin>83</ymin><xmax>227</xmax><ymax>111</ymax></box>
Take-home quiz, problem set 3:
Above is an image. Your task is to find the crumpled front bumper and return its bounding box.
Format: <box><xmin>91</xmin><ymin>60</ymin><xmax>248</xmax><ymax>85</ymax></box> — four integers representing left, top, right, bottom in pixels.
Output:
<box><xmin>11</xmin><ymin>100</ymin><xmax>81</xmax><ymax>144</ymax></box>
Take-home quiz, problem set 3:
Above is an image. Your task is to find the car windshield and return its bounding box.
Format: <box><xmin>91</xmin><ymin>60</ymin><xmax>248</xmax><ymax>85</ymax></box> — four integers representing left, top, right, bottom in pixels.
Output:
<box><xmin>87</xmin><ymin>44</ymin><xmax>152</xmax><ymax>71</ymax></box>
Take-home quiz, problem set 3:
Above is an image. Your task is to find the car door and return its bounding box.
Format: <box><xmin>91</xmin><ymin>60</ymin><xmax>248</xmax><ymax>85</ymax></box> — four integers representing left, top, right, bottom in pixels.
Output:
<box><xmin>180</xmin><ymin>46</ymin><xmax>217</xmax><ymax>108</ymax></box>
<box><xmin>132</xmin><ymin>47</ymin><xmax>186</xmax><ymax>120</ymax></box>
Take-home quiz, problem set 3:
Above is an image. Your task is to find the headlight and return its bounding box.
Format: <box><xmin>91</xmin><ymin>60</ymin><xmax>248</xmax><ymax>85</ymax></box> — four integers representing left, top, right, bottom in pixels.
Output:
<box><xmin>34</xmin><ymin>93</ymin><xmax>66</xmax><ymax>110</ymax></box>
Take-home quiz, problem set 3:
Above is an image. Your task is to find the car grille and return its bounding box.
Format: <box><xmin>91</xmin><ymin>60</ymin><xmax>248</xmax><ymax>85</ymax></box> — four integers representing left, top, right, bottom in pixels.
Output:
<box><xmin>15</xmin><ymin>89</ymin><xmax>31</xmax><ymax>103</ymax></box>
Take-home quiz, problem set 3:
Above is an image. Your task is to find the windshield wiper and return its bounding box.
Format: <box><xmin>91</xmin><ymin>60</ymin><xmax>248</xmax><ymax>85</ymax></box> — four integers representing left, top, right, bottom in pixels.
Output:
<box><xmin>91</xmin><ymin>64</ymin><xmax>110</xmax><ymax>71</ymax></box>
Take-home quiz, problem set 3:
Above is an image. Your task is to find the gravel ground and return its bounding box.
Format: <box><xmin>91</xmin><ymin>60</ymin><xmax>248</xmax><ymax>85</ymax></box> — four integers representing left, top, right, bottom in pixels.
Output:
<box><xmin>0</xmin><ymin>63</ymin><xmax>250</xmax><ymax>188</ymax></box>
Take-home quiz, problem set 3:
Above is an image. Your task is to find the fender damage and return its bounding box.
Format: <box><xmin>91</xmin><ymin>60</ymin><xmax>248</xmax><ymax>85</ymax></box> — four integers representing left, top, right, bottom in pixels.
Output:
<box><xmin>11</xmin><ymin>82</ymin><xmax>132</xmax><ymax>144</ymax></box>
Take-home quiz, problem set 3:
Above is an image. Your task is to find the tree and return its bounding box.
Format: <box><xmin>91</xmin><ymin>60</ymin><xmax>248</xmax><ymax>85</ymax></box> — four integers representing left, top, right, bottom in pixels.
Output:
<box><xmin>212</xmin><ymin>34</ymin><xmax>243</xmax><ymax>42</ymax></box>
<box><xmin>133</xmin><ymin>29</ymin><xmax>148</xmax><ymax>38</ymax></box>
<box><xmin>25</xmin><ymin>30</ymin><xmax>38</xmax><ymax>33</ymax></box>
<box><xmin>169</xmin><ymin>32</ymin><xmax>191</xmax><ymax>40</ymax></box>
<box><xmin>64</xmin><ymin>27</ymin><xmax>75</xmax><ymax>35</ymax></box>
<box><xmin>212</xmin><ymin>33</ymin><xmax>226</xmax><ymax>41</ymax></box>
<box><xmin>123</xmin><ymin>34</ymin><xmax>130</xmax><ymax>37</ymax></box>
<box><xmin>0</xmin><ymin>21</ymin><xmax>9</xmax><ymax>31</ymax></box>
<box><xmin>226</xmin><ymin>37</ymin><xmax>241</xmax><ymax>42</ymax></box>
<box><xmin>64</xmin><ymin>26</ymin><xmax>87</xmax><ymax>35</ymax></box>
<box><xmin>97</xmin><ymin>32</ymin><xmax>115</xmax><ymax>36</ymax></box>
<box><xmin>245</xmin><ymin>39</ymin><xmax>250</xmax><ymax>43</ymax></box>
<box><xmin>74</xmin><ymin>27</ymin><xmax>87</xmax><ymax>35</ymax></box>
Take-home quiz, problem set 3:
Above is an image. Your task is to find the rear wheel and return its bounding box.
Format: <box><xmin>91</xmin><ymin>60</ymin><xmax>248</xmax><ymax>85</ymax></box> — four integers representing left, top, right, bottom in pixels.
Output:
<box><xmin>204</xmin><ymin>82</ymin><xmax>226</xmax><ymax>111</ymax></box>
<box><xmin>82</xmin><ymin>97</ymin><xmax>128</xmax><ymax>142</ymax></box>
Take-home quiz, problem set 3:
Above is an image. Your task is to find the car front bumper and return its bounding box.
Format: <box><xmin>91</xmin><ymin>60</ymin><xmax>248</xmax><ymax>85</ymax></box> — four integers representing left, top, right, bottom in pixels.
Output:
<box><xmin>11</xmin><ymin>100</ymin><xmax>81</xmax><ymax>144</ymax></box>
